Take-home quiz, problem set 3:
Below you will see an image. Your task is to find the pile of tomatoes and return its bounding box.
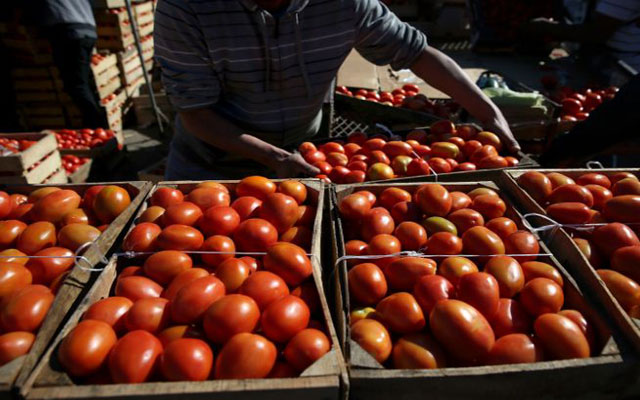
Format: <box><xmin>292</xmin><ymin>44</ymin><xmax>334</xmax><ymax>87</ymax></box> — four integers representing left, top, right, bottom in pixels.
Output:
<box><xmin>0</xmin><ymin>138</ymin><xmax>37</xmax><ymax>155</ymax></box>
<box><xmin>517</xmin><ymin>170</ymin><xmax>640</xmax><ymax>316</ymax></box>
<box><xmin>54</xmin><ymin>129</ymin><xmax>116</xmax><ymax>150</ymax></box>
<box><xmin>57</xmin><ymin>177</ymin><xmax>331</xmax><ymax>383</ymax></box>
<box><xmin>554</xmin><ymin>86</ymin><xmax>618</xmax><ymax>122</ymax></box>
<box><xmin>0</xmin><ymin>185</ymin><xmax>132</xmax><ymax>367</ymax></box>
<box><xmin>340</xmin><ymin>183</ymin><xmax>595</xmax><ymax>368</ymax></box>
<box><xmin>62</xmin><ymin>155</ymin><xmax>90</xmax><ymax>175</ymax></box>
<box><xmin>299</xmin><ymin>120</ymin><xmax>518</xmax><ymax>184</ymax></box>
<box><xmin>335</xmin><ymin>84</ymin><xmax>460</xmax><ymax>120</ymax></box>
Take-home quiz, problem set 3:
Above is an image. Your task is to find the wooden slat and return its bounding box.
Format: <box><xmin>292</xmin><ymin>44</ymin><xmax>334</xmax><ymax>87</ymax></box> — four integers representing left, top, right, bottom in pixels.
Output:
<box><xmin>0</xmin><ymin>133</ymin><xmax>58</xmax><ymax>173</ymax></box>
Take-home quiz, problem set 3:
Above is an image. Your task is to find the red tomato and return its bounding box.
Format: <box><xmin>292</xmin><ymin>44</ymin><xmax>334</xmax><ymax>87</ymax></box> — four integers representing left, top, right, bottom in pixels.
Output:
<box><xmin>326</xmin><ymin>152</ymin><xmax>349</xmax><ymax>167</ymax></box>
<box><xmin>448</xmin><ymin>208</ymin><xmax>485</xmax><ymax>234</ymax></box>
<box><xmin>429</xmin><ymin>299</ymin><xmax>495</xmax><ymax>363</ymax></box>
<box><xmin>198</xmin><ymin>206</ymin><xmax>240</xmax><ymax>237</ymax></box>
<box><xmin>504</xmin><ymin>231</ymin><xmax>539</xmax><ymax>262</ymax></box>
<box><xmin>592</xmin><ymin>223</ymin><xmax>640</xmax><ymax>257</ymax></box>
<box><xmin>30</xmin><ymin>190</ymin><xmax>81</xmax><ymax>224</ymax></box>
<box><xmin>278</xmin><ymin>180</ymin><xmax>307</xmax><ymax>205</ymax></box>
<box><xmin>547</xmin><ymin>184</ymin><xmax>594</xmax><ymax>208</ymax></box>
<box><xmin>379</xmin><ymin>188</ymin><xmax>412</xmax><ymax>210</ymax></box>
<box><xmin>603</xmin><ymin>195</ymin><xmax>640</xmax><ymax>223</ymax></box>
<box><xmin>361</xmin><ymin>208</ymin><xmax>395</xmax><ymax>242</ymax></box>
<box><xmin>406</xmin><ymin>158</ymin><xmax>431</xmax><ymax>176</ymax></box>
<box><xmin>612</xmin><ymin>178</ymin><xmax>640</xmax><ymax>196</ymax></box>
<box><xmin>215</xmin><ymin>258</ymin><xmax>250</xmax><ymax>292</ymax></box>
<box><xmin>203</xmin><ymin>294</ymin><xmax>260</xmax><ymax>344</ymax></box>
<box><xmin>122</xmin><ymin>222</ymin><xmax>161</xmax><ymax>252</ymax></box>
<box><xmin>438</xmin><ymin>256</ymin><xmax>478</xmax><ymax>286</ymax></box>
<box><xmin>385</xmin><ymin>257</ymin><xmax>436</xmax><ymax>292</ymax></box>
<box><xmin>160</xmin><ymin>338</ymin><xmax>213</xmax><ymax>381</ymax></box>
<box><xmin>428</xmin><ymin>157</ymin><xmax>452</xmax><ymax>174</ymax></box>
<box><xmin>597</xmin><ymin>269</ymin><xmax>640</xmax><ymax>311</ymax></box>
<box><xmin>520</xmin><ymin>278</ymin><xmax>564</xmax><ymax>316</ymax></box>
<box><xmin>0</xmin><ymin>192</ymin><xmax>11</xmax><ymax>219</ymax></box>
<box><xmin>281</xmin><ymin>226</ymin><xmax>313</xmax><ymax>249</ymax></box>
<box><xmin>345</xmin><ymin>240</ymin><xmax>368</xmax><ymax>266</ymax></box>
<box><xmin>27</xmin><ymin>187</ymin><xmax>61</xmax><ymax>204</ymax></box>
<box><xmin>0</xmin><ymin>262</ymin><xmax>32</xmax><ymax>300</ymax></box>
<box><xmin>350</xmin><ymin>319</ymin><xmax>392</xmax><ymax>363</ymax></box>
<box><xmin>521</xmin><ymin>261</ymin><xmax>564</xmax><ymax>286</ymax></box>
<box><xmin>534</xmin><ymin>313</ymin><xmax>590</xmax><ymax>359</ymax></box>
<box><xmin>559</xmin><ymin>309</ymin><xmax>596</xmax><ymax>348</ymax></box>
<box><xmin>562</xmin><ymin>98</ymin><xmax>583</xmax><ymax>115</ymax></box>
<box><xmin>0</xmin><ymin>331</ymin><xmax>35</xmax><ymax>366</ymax></box>
<box><xmin>25</xmin><ymin>247</ymin><xmax>74</xmax><ymax>286</ymax></box>
<box><xmin>367</xmin><ymin>234</ymin><xmax>401</xmax><ymax>269</ymax></box>
<box><xmin>261</xmin><ymin>295</ymin><xmax>310</xmax><ymax>342</ymax></box>
<box><xmin>114</xmin><ymin>276</ymin><xmax>163</xmax><ymax>301</ymax></box>
<box><xmin>484</xmin><ymin>256</ymin><xmax>525</xmax><ymax>298</ymax></box>
<box><xmin>214</xmin><ymin>333</ymin><xmax>276</xmax><ymax>379</ymax></box>
<box><xmin>263</xmin><ymin>242</ymin><xmax>312</xmax><ymax>286</ymax></box>
<box><xmin>462</xmin><ymin>226</ymin><xmax>506</xmax><ymax>256</ymax></box>
<box><xmin>156</xmin><ymin>224</ymin><xmax>204</xmax><ymax>251</ymax></box>
<box><xmin>171</xmin><ymin>275</ymin><xmax>226</xmax><ymax>324</ymax></box>
<box><xmin>186</xmin><ymin>187</ymin><xmax>230</xmax><ymax>212</ymax></box>
<box><xmin>58</xmin><ymin>319</ymin><xmax>117</xmax><ymax>376</ymax></box>
<box><xmin>470</xmin><ymin>145</ymin><xmax>498</xmax><ymax>165</ymax></box>
<box><xmin>0</xmin><ymin>220</ymin><xmax>27</xmax><ymax>250</ymax></box>
<box><xmin>348</xmin><ymin>263</ymin><xmax>388</xmax><ymax>306</ymax></box>
<box><xmin>450</xmin><ymin>192</ymin><xmax>472</xmax><ymax>212</ymax></box>
<box><xmin>57</xmin><ymin>223</ymin><xmax>101</xmax><ymax>252</ymax></box>
<box><xmin>82</xmin><ymin>297</ymin><xmax>132</xmax><ymax>333</ymax></box>
<box><xmin>546</xmin><ymin>202</ymin><xmax>594</xmax><ymax>224</ymax></box>
<box><xmin>157</xmin><ymin>325</ymin><xmax>204</xmax><ymax>347</ymax></box>
<box><xmin>577</xmin><ymin>173</ymin><xmax>611</xmax><ymax>189</ymax></box>
<box><xmin>93</xmin><ymin>186</ymin><xmax>131</xmax><ymax>224</ymax></box>
<box><xmin>390</xmin><ymin>201</ymin><xmax>421</xmax><ymax>224</ymax></box>
<box><xmin>611</xmin><ymin>246</ymin><xmax>640</xmax><ymax>284</ymax></box>
<box><xmin>546</xmin><ymin>173</ymin><xmax>575</xmax><ymax>189</ymax></box>
<box><xmin>138</xmin><ymin>206</ymin><xmax>165</xmax><ymax>224</ymax></box>
<box><xmin>238</xmin><ymin>271</ymin><xmax>289</xmax><ymax>310</ymax></box>
<box><xmin>291</xmin><ymin>281</ymin><xmax>320</xmax><ymax>314</ymax></box>
<box><xmin>200</xmin><ymin>235</ymin><xmax>235</xmax><ymax>268</ymax></box>
<box><xmin>124</xmin><ymin>297</ymin><xmax>170</xmax><ymax>333</ymax></box>
<box><xmin>283</xmin><ymin>328</ymin><xmax>330</xmax><ymax>371</ymax></box>
<box><xmin>231</xmin><ymin>196</ymin><xmax>262</xmax><ymax>221</ymax></box>
<box><xmin>425</xmin><ymin>232</ymin><xmax>463</xmax><ymax>255</ymax></box>
<box><xmin>415</xmin><ymin>184</ymin><xmax>452</xmax><ymax>217</ymax></box>
<box><xmin>413</xmin><ymin>274</ymin><xmax>454</xmax><ymax>315</ymax></box>
<box><xmin>108</xmin><ymin>330</ymin><xmax>162</xmax><ymax>383</ymax></box>
<box><xmin>162</xmin><ymin>201</ymin><xmax>203</xmax><ymax>227</ymax></box>
<box><xmin>339</xmin><ymin>194</ymin><xmax>372</xmax><ymax>221</ymax></box>
<box><xmin>376</xmin><ymin>292</ymin><xmax>425</xmax><ymax>334</ymax></box>
<box><xmin>236</xmin><ymin>176</ymin><xmax>277</xmax><ymax>201</ymax></box>
<box><xmin>471</xmin><ymin>194</ymin><xmax>507</xmax><ymax>221</ymax></box>
<box><xmin>457</xmin><ymin>272</ymin><xmax>500</xmax><ymax>319</ymax></box>
<box><xmin>304</xmin><ymin>151</ymin><xmax>327</xmax><ymax>164</ymax></box>
<box><xmin>485</xmin><ymin>217</ymin><xmax>518</xmax><ymax>240</ymax></box>
<box><xmin>258</xmin><ymin>193</ymin><xmax>299</xmax><ymax>234</ymax></box>
<box><xmin>233</xmin><ymin>218</ymin><xmax>278</xmax><ymax>252</ymax></box>
<box><xmin>17</xmin><ymin>221</ymin><xmax>56</xmax><ymax>255</ymax></box>
<box><xmin>490</xmin><ymin>298</ymin><xmax>532</xmax><ymax>338</ymax></box>
<box><xmin>394</xmin><ymin>222</ymin><xmax>427</xmax><ymax>251</ymax></box>
<box><xmin>487</xmin><ymin>333</ymin><xmax>543</xmax><ymax>365</ymax></box>
<box><xmin>162</xmin><ymin>268</ymin><xmax>210</xmax><ymax>302</ymax></box>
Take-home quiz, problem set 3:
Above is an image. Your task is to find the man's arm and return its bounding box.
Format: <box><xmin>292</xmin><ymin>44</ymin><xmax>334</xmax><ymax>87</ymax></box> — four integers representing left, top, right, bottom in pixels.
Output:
<box><xmin>179</xmin><ymin>109</ymin><xmax>319</xmax><ymax>178</ymax></box>
<box><xmin>410</xmin><ymin>47</ymin><xmax>520</xmax><ymax>152</ymax></box>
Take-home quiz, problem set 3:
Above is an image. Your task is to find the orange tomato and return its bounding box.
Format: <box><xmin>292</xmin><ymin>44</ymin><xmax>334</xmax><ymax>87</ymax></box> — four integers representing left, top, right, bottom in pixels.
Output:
<box><xmin>0</xmin><ymin>262</ymin><xmax>32</xmax><ymax>300</ymax></box>
<box><xmin>612</xmin><ymin>178</ymin><xmax>640</xmax><ymax>196</ymax></box>
<box><xmin>350</xmin><ymin>319</ymin><xmax>392</xmax><ymax>363</ymax></box>
<box><xmin>597</xmin><ymin>269</ymin><xmax>640</xmax><ymax>311</ymax></box>
<box><xmin>57</xmin><ymin>223</ymin><xmax>101</xmax><ymax>252</ymax></box>
<box><xmin>0</xmin><ymin>331</ymin><xmax>34</xmax><ymax>366</ymax></box>
<box><xmin>546</xmin><ymin>172</ymin><xmax>575</xmax><ymax>189</ymax></box>
<box><xmin>376</xmin><ymin>292</ymin><xmax>425</xmax><ymax>334</ymax></box>
<box><xmin>236</xmin><ymin>176</ymin><xmax>277</xmax><ymax>201</ymax></box>
<box><xmin>137</xmin><ymin>206</ymin><xmax>165</xmax><ymax>224</ymax></box>
<box><xmin>0</xmin><ymin>220</ymin><xmax>27</xmax><ymax>250</ymax></box>
<box><xmin>348</xmin><ymin>263</ymin><xmax>388</xmax><ymax>306</ymax></box>
<box><xmin>534</xmin><ymin>313</ymin><xmax>590</xmax><ymax>359</ymax></box>
<box><xmin>16</xmin><ymin>221</ymin><xmax>56</xmax><ymax>255</ymax></box>
<box><xmin>392</xmin><ymin>333</ymin><xmax>446</xmax><ymax>369</ymax></box>
<box><xmin>521</xmin><ymin>261</ymin><xmax>564</xmax><ymax>287</ymax></box>
<box><xmin>278</xmin><ymin>180</ymin><xmax>307</xmax><ymax>204</ymax></box>
<box><xmin>284</xmin><ymin>328</ymin><xmax>331</xmax><ymax>371</ymax></box>
<box><xmin>438</xmin><ymin>256</ymin><xmax>478</xmax><ymax>286</ymax></box>
<box><xmin>520</xmin><ymin>278</ymin><xmax>564</xmax><ymax>316</ymax></box>
<box><xmin>390</xmin><ymin>201</ymin><xmax>421</xmax><ymax>224</ymax></box>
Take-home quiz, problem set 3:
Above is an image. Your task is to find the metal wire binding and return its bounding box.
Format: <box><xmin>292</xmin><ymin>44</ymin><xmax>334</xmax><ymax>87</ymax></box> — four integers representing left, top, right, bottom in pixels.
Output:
<box><xmin>586</xmin><ymin>161</ymin><xmax>605</xmax><ymax>169</ymax></box>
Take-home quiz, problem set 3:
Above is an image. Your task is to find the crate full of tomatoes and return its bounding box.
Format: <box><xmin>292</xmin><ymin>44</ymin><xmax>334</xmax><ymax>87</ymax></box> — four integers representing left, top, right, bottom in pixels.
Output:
<box><xmin>0</xmin><ymin>133</ymin><xmax>66</xmax><ymax>184</ymax></box>
<box><xmin>62</xmin><ymin>155</ymin><xmax>92</xmax><ymax>183</ymax></box>
<box><xmin>551</xmin><ymin>86</ymin><xmax>619</xmax><ymax>122</ymax></box>
<box><xmin>300</xmin><ymin>120</ymin><xmax>534</xmax><ymax>184</ymax></box>
<box><xmin>50</xmin><ymin>128</ymin><xmax>123</xmax><ymax>158</ymax></box>
<box><xmin>23</xmin><ymin>177</ymin><xmax>346</xmax><ymax>400</ymax></box>
<box><xmin>330</xmin><ymin>181</ymin><xmax>633</xmax><ymax>399</ymax></box>
<box><xmin>0</xmin><ymin>182</ymin><xmax>151</xmax><ymax>394</ymax></box>
<box><xmin>503</xmin><ymin>169</ymin><xmax>640</xmax><ymax>352</ymax></box>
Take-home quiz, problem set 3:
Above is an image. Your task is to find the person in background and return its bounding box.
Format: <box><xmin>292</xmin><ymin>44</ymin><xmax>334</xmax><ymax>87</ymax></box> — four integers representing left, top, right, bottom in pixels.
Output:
<box><xmin>525</xmin><ymin>0</ymin><xmax>640</xmax><ymax>73</ymax></box>
<box><xmin>38</xmin><ymin>0</ymin><xmax>107</xmax><ymax>128</ymax></box>
<box><xmin>155</xmin><ymin>0</ymin><xmax>519</xmax><ymax>180</ymax></box>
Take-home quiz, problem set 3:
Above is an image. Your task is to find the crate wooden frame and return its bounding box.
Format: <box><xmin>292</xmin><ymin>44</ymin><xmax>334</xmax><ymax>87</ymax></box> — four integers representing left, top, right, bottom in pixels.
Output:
<box><xmin>0</xmin><ymin>181</ymin><xmax>152</xmax><ymax>396</ymax></box>
<box><xmin>22</xmin><ymin>179</ymin><xmax>348</xmax><ymax>400</ymax></box>
<box><xmin>0</xmin><ymin>133</ymin><xmax>58</xmax><ymax>173</ymax></box>
<box><xmin>329</xmin><ymin>180</ymin><xmax>640</xmax><ymax>400</ymax></box>
<box><xmin>2</xmin><ymin>151</ymin><xmax>64</xmax><ymax>184</ymax></box>
<box><xmin>67</xmin><ymin>159</ymin><xmax>93</xmax><ymax>183</ymax></box>
<box><xmin>500</xmin><ymin>168</ymin><xmax>640</xmax><ymax>354</ymax></box>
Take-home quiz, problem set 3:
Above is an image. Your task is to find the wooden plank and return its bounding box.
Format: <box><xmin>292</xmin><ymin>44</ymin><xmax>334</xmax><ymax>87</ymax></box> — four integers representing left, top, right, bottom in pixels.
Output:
<box><xmin>97</xmin><ymin>75</ymin><xmax>123</xmax><ymax>100</ymax></box>
<box><xmin>136</xmin><ymin>12</ymin><xmax>154</xmax><ymax>27</ymax></box>
<box><xmin>2</xmin><ymin>151</ymin><xmax>63</xmax><ymax>184</ymax></box>
<box><xmin>91</xmin><ymin>54</ymin><xmax>118</xmax><ymax>77</ymax></box>
<box><xmin>137</xmin><ymin>22</ymin><xmax>153</xmax><ymax>37</ymax></box>
<box><xmin>93</xmin><ymin>0</ymin><xmax>126</xmax><ymax>8</ymax></box>
<box><xmin>330</xmin><ymin>180</ymin><xmax>636</xmax><ymax>399</ymax></box>
<box><xmin>22</xmin><ymin>179</ymin><xmax>347</xmax><ymax>400</ymax></box>
<box><xmin>0</xmin><ymin>133</ymin><xmax>58</xmax><ymax>173</ymax></box>
<box><xmin>94</xmin><ymin>65</ymin><xmax>121</xmax><ymax>88</ymax></box>
<box><xmin>133</xmin><ymin>1</ymin><xmax>153</xmax><ymax>16</ymax></box>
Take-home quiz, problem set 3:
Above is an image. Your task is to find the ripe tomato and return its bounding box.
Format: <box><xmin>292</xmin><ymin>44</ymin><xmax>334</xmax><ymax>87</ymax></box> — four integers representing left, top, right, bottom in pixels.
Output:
<box><xmin>450</xmin><ymin>192</ymin><xmax>472</xmax><ymax>212</ymax></box>
<box><xmin>484</xmin><ymin>256</ymin><xmax>525</xmax><ymax>298</ymax></box>
<box><xmin>534</xmin><ymin>313</ymin><xmax>590</xmax><ymax>359</ymax></box>
<box><xmin>281</xmin><ymin>226</ymin><xmax>313</xmax><ymax>249</ymax></box>
<box><xmin>57</xmin><ymin>223</ymin><xmax>101</xmax><ymax>252</ymax></box>
<box><xmin>26</xmin><ymin>247</ymin><xmax>74</xmax><ymax>286</ymax></box>
<box><xmin>390</xmin><ymin>201</ymin><xmax>421</xmax><ymax>224</ymax></box>
<box><xmin>367</xmin><ymin>163</ymin><xmax>394</xmax><ymax>181</ymax></box>
<box><xmin>155</xmin><ymin>224</ymin><xmax>204</xmax><ymax>251</ymax></box>
<box><xmin>457</xmin><ymin>272</ymin><xmax>500</xmax><ymax>319</ymax></box>
<box><xmin>350</xmin><ymin>319</ymin><xmax>392</xmax><ymax>363</ymax></box>
<box><xmin>577</xmin><ymin>173</ymin><xmax>611</xmax><ymax>189</ymax></box>
<box><xmin>200</xmin><ymin>235</ymin><xmax>235</xmax><ymax>268</ymax></box>
<box><xmin>379</xmin><ymin>188</ymin><xmax>412</xmax><ymax>210</ymax></box>
<box><xmin>422</xmin><ymin>217</ymin><xmax>457</xmax><ymax>236</ymax></box>
<box><xmin>186</xmin><ymin>187</ymin><xmax>230</xmax><ymax>212</ymax></box>
<box><xmin>122</xmin><ymin>222</ymin><xmax>161</xmax><ymax>252</ymax></box>
<box><xmin>592</xmin><ymin>223</ymin><xmax>640</xmax><ymax>257</ymax></box>
<box><xmin>559</xmin><ymin>309</ymin><xmax>596</xmax><ymax>348</ymax></box>
<box><xmin>278</xmin><ymin>180</ymin><xmax>307</xmax><ymax>205</ymax></box>
<box><xmin>238</xmin><ymin>271</ymin><xmax>289</xmax><ymax>310</ymax></box>
<box><xmin>547</xmin><ymin>184</ymin><xmax>594</xmax><ymax>208</ymax></box>
<box><xmin>406</xmin><ymin>158</ymin><xmax>431</xmax><ymax>176</ymax></box>
<box><xmin>430</xmin><ymin>299</ymin><xmax>495</xmax><ymax>363</ymax></box>
<box><xmin>603</xmin><ymin>195</ymin><xmax>640</xmax><ymax>223</ymax></box>
<box><xmin>93</xmin><ymin>186</ymin><xmax>131</xmax><ymax>224</ymax></box>
<box><xmin>462</xmin><ymin>226</ymin><xmax>505</xmax><ymax>256</ymax></box>
<box><xmin>597</xmin><ymin>269</ymin><xmax>640</xmax><ymax>311</ymax></box>
<box><xmin>162</xmin><ymin>268</ymin><xmax>210</xmax><ymax>302</ymax></box>
<box><xmin>485</xmin><ymin>217</ymin><xmax>518</xmax><ymax>240</ymax></box>
<box><xmin>612</xmin><ymin>178</ymin><xmax>640</xmax><ymax>196</ymax></box>
<box><xmin>304</xmin><ymin>151</ymin><xmax>327</xmax><ymax>164</ymax></box>
<box><xmin>392</xmin><ymin>333</ymin><xmax>446</xmax><ymax>369</ymax></box>
<box><xmin>162</xmin><ymin>202</ymin><xmax>203</xmax><ymax>227</ymax></box>
<box><xmin>469</xmin><ymin>145</ymin><xmax>498</xmax><ymax>165</ymax></box>
<box><xmin>58</xmin><ymin>319</ymin><xmax>117</xmax><ymax>376</ymax></box>
<box><xmin>143</xmin><ymin>251</ymin><xmax>193</xmax><ymax>285</ymax></box>
<box><xmin>521</xmin><ymin>261</ymin><xmax>564</xmax><ymax>287</ymax></box>
<box><xmin>0</xmin><ymin>331</ymin><xmax>35</xmax><ymax>366</ymax></box>
<box><xmin>233</xmin><ymin>218</ymin><xmax>278</xmax><ymax>252</ymax></box>
<box><xmin>0</xmin><ymin>262</ymin><xmax>32</xmax><ymax>300</ymax></box>
<box><xmin>385</xmin><ymin>257</ymin><xmax>436</xmax><ymax>292</ymax></box>
<box><xmin>157</xmin><ymin>325</ymin><xmax>204</xmax><ymax>347</ymax></box>
<box><xmin>114</xmin><ymin>276</ymin><xmax>163</xmax><ymax>301</ymax></box>
<box><xmin>348</xmin><ymin>263</ymin><xmax>388</xmax><ymax>306</ymax></box>
<box><xmin>361</xmin><ymin>208</ymin><xmax>395</xmax><ymax>241</ymax></box>
<box><xmin>376</xmin><ymin>292</ymin><xmax>425</xmax><ymax>334</ymax></box>
<box><xmin>0</xmin><ymin>192</ymin><xmax>11</xmax><ymax>220</ymax></box>
<box><xmin>171</xmin><ymin>275</ymin><xmax>226</xmax><ymax>324</ymax></box>
<box><xmin>490</xmin><ymin>298</ymin><xmax>532</xmax><ymax>338</ymax></box>
<box><xmin>546</xmin><ymin>172</ymin><xmax>575</xmax><ymax>189</ymax></box>
<box><xmin>425</xmin><ymin>232</ymin><xmax>463</xmax><ymax>255</ymax></box>
<box><xmin>108</xmin><ymin>330</ymin><xmax>162</xmax><ymax>383</ymax></box>
<box><xmin>17</xmin><ymin>221</ymin><xmax>56</xmax><ymax>255</ymax></box>
<box><xmin>546</xmin><ymin>202</ymin><xmax>593</xmax><ymax>224</ymax></box>
<box><xmin>0</xmin><ymin>220</ymin><xmax>27</xmax><ymax>250</ymax></box>
<box><xmin>471</xmin><ymin>195</ymin><xmax>506</xmax><ymax>220</ymax></box>
<box><xmin>214</xmin><ymin>333</ymin><xmax>276</xmax><ymax>379</ymax></box>
<box><xmin>27</xmin><ymin>187</ymin><xmax>60</xmax><ymax>204</ymax></box>
<box><xmin>263</xmin><ymin>242</ymin><xmax>312</xmax><ymax>286</ymax></box>
<box><xmin>138</xmin><ymin>206</ymin><xmax>165</xmax><ymax>224</ymax></box>
<box><xmin>504</xmin><ymin>231</ymin><xmax>540</xmax><ymax>262</ymax></box>
<box><xmin>487</xmin><ymin>333</ymin><xmax>543</xmax><ymax>365</ymax></box>
<box><xmin>476</xmin><ymin>131</ymin><xmax>502</xmax><ymax>151</ymax></box>
<box><xmin>261</xmin><ymin>295</ymin><xmax>310</xmax><ymax>342</ymax></box>
<box><xmin>611</xmin><ymin>246</ymin><xmax>640</xmax><ymax>284</ymax></box>
<box><xmin>448</xmin><ymin>208</ymin><xmax>485</xmax><ymax>234</ymax></box>
<box><xmin>82</xmin><ymin>297</ymin><xmax>132</xmax><ymax>333</ymax></box>
<box><xmin>283</xmin><ymin>328</ymin><xmax>330</xmax><ymax>371</ymax></box>
<box><xmin>562</xmin><ymin>98</ymin><xmax>582</xmax><ymax>115</ymax></box>
<box><xmin>520</xmin><ymin>278</ymin><xmax>564</xmax><ymax>316</ymax></box>
<box><xmin>203</xmin><ymin>294</ymin><xmax>260</xmax><ymax>344</ymax></box>
<box><xmin>339</xmin><ymin>194</ymin><xmax>372</xmax><ymax>220</ymax></box>
<box><xmin>236</xmin><ymin>176</ymin><xmax>277</xmax><ymax>201</ymax></box>
<box><xmin>413</xmin><ymin>275</ymin><xmax>454</xmax><ymax>314</ymax></box>
<box><xmin>150</xmin><ymin>187</ymin><xmax>184</xmax><ymax>208</ymax></box>
<box><xmin>367</xmin><ymin>234</ymin><xmax>401</xmax><ymax>269</ymax></box>
<box><xmin>415</xmin><ymin>184</ymin><xmax>451</xmax><ymax>217</ymax></box>
<box><xmin>326</xmin><ymin>152</ymin><xmax>349</xmax><ymax>167</ymax></box>
<box><xmin>215</xmin><ymin>258</ymin><xmax>250</xmax><ymax>292</ymax></box>
<box><xmin>258</xmin><ymin>193</ymin><xmax>299</xmax><ymax>234</ymax></box>
<box><xmin>124</xmin><ymin>297</ymin><xmax>170</xmax><ymax>333</ymax></box>
<box><xmin>394</xmin><ymin>222</ymin><xmax>428</xmax><ymax>250</ymax></box>
<box><xmin>231</xmin><ymin>196</ymin><xmax>262</xmax><ymax>221</ymax></box>
<box><xmin>30</xmin><ymin>190</ymin><xmax>81</xmax><ymax>223</ymax></box>
<box><xmin>160</xmin><ymin>338</ymin><xmax>213</xmax><ymax>381</ymax></box>
<box><xmin>291</xmin><ymin>280</ymin><xmax>320</xmax><ymax>314</ymax></box>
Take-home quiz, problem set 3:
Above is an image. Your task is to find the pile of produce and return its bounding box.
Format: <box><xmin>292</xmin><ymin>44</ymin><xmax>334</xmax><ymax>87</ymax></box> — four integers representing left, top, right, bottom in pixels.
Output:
<box><xmin>0</xmin><ymin>138</ymin><xmax>37</xmax><ymax>155</ymax></box>
<box><xmin>62</xmin><ymin>155</ymin><xmax>90</xmax><ymax>175</ymax></box>
<box><xmin>54</xmin><ymin>129</ymin><xmax>118</xmax><ymax>151</ymax></box>
<box><xmin>56</xmin><ymin>177</ymin><xmax>331</xmax><ymax>383</ymax></box>
<box><xmin>517</xmin><ymin>171</ymin><xmax>640</xmax><ymax>316</ymax></box>
<box><xmin>0</xmin><ymin>185</ymin><xmax>132</xmax><ymax>366</ymax></box>
<box><xmin>555</xmin><ymin>87</ymin><xmax>618</xmax><ymax>122</ymax></box>
<box><xmin>300</xmin><ymin>120</ymin><xmax>518</xmax><ymax>183</ymax></box>
<box><xmin>339</xmin><ymin>183</ymin><xmax>595</xmax><ymax>368</ymax></box>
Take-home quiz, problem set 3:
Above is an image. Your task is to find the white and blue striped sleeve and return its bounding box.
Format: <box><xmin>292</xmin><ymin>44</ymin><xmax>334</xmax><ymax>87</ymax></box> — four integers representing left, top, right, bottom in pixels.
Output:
<box><xmin>596</xmin><ymin>0</ymin><xmax>640</xmax><ymax>21</ymax></box>
<box><xmin>154</xmin><ymin>0</ymin><xmax>220</xmax><ymax>111</ymax></box>
<box><xmin>352</xmin><ymin>0</ymin><xmax>428</xmax><ymax>70</ymax></box>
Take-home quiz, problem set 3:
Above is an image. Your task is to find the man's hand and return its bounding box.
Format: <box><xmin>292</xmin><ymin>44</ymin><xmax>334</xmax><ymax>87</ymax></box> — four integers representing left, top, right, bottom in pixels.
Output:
<box><xmin>272</xmin><ymin>152</ymin><xmax>320</xmax><ymax>178</ymax></box>
<box><xmin>481</xmin><ymin>110</ymin><xmax>521</xmax><ymax>154</ymax></box>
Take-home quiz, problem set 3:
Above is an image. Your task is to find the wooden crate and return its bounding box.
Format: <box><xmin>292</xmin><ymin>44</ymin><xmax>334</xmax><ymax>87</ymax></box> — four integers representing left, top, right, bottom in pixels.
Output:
<box><xmin>91</xmin><ymin>54</ymin><xmax>118</xmax><ymax>77</ymax></box>
<box><xmin>0</xmin><ymin>133</ymin><xmax>58</xmax><ymax>173</ymax></box>
<box><xmin>22</xmin><ymin>180</ymin><xmax>348</xmax><ymax>400</ymax></box>
<box><xmin>137</xmin><ymin>21</ymin><xmax>154</xmax><ymax>37</ymax></box>
<box><xmin>93</xmin><ymin>0</ymin><xmax>126</xmax><ymax>8</ymax></box>
<box><xmin>0</xmin><ymin>151</ymin><xmax>65</xmax><ymax>185</ymax></box>
<box><xmin>133</xmin><ymin>1</ymin><xmax>153</xmax><ymax>16</ymax></box>
<box><xmin>0</xmin><ymin>181</ymin><xmax>152</xmax><ymax>396</ymax></box>
<box><xmin>330</xmin><ymin>181</ymin><xmax>640</xmax><ymax>400</ymax></box>
<box><xmin>500</xmin><ymin>168</ymin><xmax>640</xmax><ymax>353</ymax></box>
<box><xmin>67</xmin><ymin>159</ymin><xmax>93</xmax><ymax>183</ymax></box>
<box><xmin>97</xmin><ymin>34</ymin><xmax>134</xmax><ymax>51</ymax></box>
<box><xmin>96</xmin><ymin>73</ymin><xmax>122</xmax><ymax>101</ymax></box>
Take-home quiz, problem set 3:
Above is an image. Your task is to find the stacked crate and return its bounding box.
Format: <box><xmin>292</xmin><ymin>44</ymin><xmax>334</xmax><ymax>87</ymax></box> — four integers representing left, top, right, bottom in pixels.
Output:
<box><xmin>0</xmin><ymin>133</ymin><xmax>67</xmax><ymax>184</ymax></box>
<box><xmin>95</xmin><ymin>8</ymin><xmax>134</xmax><ymax>51</ymax></box>
<box><xmin>90</xmin><ymin>53</ymin><xmax>125</xmax><ymax>132</ymax></box>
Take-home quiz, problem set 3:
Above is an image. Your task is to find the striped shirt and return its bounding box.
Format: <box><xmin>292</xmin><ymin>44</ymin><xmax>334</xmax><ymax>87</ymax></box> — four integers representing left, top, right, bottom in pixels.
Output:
<box><xmin>596</xmin><ymin>0</ymin><xmax>640</xmax><ymax>72</ymax></box>
<box><xmin>154</xmin><ymin>0</ymin><xmax>427</xmax><ymax>160</ymax></box>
